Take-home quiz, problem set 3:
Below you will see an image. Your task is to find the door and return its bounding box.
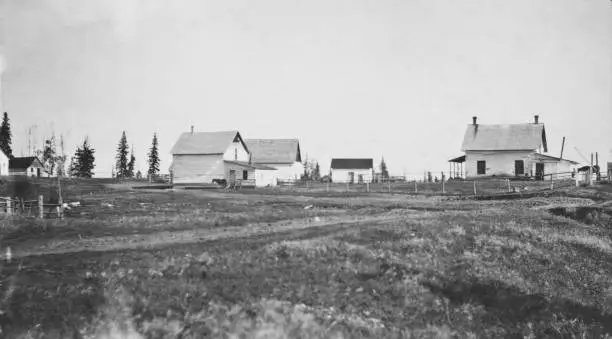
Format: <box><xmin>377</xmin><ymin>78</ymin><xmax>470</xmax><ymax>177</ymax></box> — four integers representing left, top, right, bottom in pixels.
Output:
<box><xmin>36</xmin><ymin>168</ymin><xmax>41</xmax><ymax>178</ymax></box>
<box><xmin>229</xmin><ymin>170</ymin><xmax>236</xmax><ymax>185</ymax></box>
<box><xmin>358</xmin><ymin>174</ymin><xmax>364</xmax><ymax>184</ymax></box>
<box><xmin>514</xmin><ymin>160</ymin><xmax>524</xmax><ymax>176</ymax></box>
<box><xmin>348</xmin><ymin>172</ymin><xmax>354</xmax><ymax>184</ymax></box>
<box><xmin>535</xmin><ymin>163</ymin><xmax>545</xmax><ymax>181</ymax></box>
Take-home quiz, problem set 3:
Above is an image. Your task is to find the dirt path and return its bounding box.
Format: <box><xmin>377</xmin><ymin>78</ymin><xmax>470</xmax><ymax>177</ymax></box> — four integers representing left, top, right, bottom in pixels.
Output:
<box><xmin>11</xmin><ymin>213</ymin><xmax>404</xmax><ymax>259</ymax></box>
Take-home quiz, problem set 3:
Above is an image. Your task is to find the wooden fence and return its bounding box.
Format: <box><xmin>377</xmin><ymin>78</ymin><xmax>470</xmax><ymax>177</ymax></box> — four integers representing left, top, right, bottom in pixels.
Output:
<box><xmin>0</xmin><ymin>195</ymin><xmax>64</xmax><ymax>219</ymax></box>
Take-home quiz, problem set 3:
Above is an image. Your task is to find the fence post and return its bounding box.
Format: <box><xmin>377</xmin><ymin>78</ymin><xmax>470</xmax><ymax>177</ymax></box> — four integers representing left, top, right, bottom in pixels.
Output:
<box><xmin>473</xmin><ymin>180</ymin><xmax>477</xmax><ymax>195</ymax></box>
<box><xmin>414</xmin><ymin>181</ymin><xmax>418</xmax><ymax>193</ymax></box>
<box><xmin>38</xmin><ymin>195</ymin><xmax>44</xmax><ymax>219</ymax></box>
<box><xmin>507</xmin><ymin>178</ymin><xmax>511</xmax><ymax>192</ymax></box>
<box><xmin>442</xmin><ymin>179</ymin><xmax>445</xmax><ymax>194</ymax></box>
<box><xmin>550</xmin><ymin>175</ymin><xmax>554</xmax><ymax>190</ymax></box>
<box><xmin>366</xmin><ymin>182</ymin><xmax>370</xmax><ymax>193</ymax></box>
<box><xmin>6</xmin><ymin>198</ymin><xmax>11</xmax><ymax>216</ymax></box>
<box><xmin>575</xmin><ymin>174</ymin><xmax>579</xmax><ymax>187</ymax></box>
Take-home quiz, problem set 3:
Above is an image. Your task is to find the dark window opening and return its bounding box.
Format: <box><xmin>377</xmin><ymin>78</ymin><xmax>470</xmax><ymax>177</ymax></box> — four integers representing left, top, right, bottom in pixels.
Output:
<box><xmin>477</xmin><ymin>161</ymin><xmax>486</xmax><ymax>175</ymax></box>
<box><xmin>515</xmin><ymin>160</ymin><xmax>524</xmax><ymax>175</ymax></box>
<box><xmin>243</xmin><ymin>170</ymin><xmax>248</xmax><ymax>180</ymax></box>
<box><xmin>234</xmin><ymin>149</ymin><xmax>237</xmax><ymax>160</ymax></box>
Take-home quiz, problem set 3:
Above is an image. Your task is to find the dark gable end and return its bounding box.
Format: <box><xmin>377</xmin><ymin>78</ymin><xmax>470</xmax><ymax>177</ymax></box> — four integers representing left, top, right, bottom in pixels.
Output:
<box><xmin>331</xmin><ymin>158</ymin><xmax>374</xmax><ymax>170</ymax></box>
<box><xmin>233</xmin><ymin>132</ymin><xmax>249</xmax><ymax>154</ymax></box>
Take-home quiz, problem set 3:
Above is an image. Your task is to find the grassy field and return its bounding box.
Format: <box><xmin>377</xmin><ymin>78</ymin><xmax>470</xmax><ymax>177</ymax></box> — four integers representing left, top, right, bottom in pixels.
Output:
<box><xmin>0</xmin><ymin>179</ymin><xmax>611</xmax><ymax>338</ymax></box>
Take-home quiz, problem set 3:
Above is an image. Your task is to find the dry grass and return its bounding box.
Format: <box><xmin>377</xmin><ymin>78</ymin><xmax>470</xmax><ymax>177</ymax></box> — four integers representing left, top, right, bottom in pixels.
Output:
<box><xmin>0</xmin><ymin>180</ymin><xmax>611</xmax><ymax>338</ymax></box>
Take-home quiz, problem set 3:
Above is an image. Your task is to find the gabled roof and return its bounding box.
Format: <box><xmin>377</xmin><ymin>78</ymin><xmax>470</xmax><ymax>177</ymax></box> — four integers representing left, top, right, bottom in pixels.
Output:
<box><xmin>9</xmin><ymin>156</ymin><xmax>44</xmax><ymax>170</ymax></box>
<box><xmin>331</xmin><ymin>158</ymin><xmax>373</xmax><ymax>170</ymax></box>
<box><xmin>461</xmin><ymin>124</ymin><xmax>547</xmax><ymax>152</ymax></box>
<box><xmin>171</xmin><ymin>130</ymin><xmax>247</xmax><ymax>155</ymax></box>
<box><xmin>245</xmin><ymin>139</ymin><xmax>301</xmax><ymax>164</ymax></box>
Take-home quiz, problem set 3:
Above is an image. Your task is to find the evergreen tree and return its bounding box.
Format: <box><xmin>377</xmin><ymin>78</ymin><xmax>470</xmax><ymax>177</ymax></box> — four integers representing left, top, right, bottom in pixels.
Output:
<box><xmin>115</xmin><ymin>131</ymin><xmax>129</xmax><ymax>178</ymax></box>
<box><xmin>313</xmin><ymin>162</ymin><xmax>321</xmax><ymax>181</ymax></box>
<box><xmin>127</xmin><ymin>147</ymin><xmax>135</xmax><ymax>178</ymax></box>
<box><xmin>71</xmin><ymin>138</ymin><xmax>96</xmax><ymax>178</ymax></box>
<box><xmin>77</xmin><ymin>138</ymin><xmax>96</xmax><ymax>178</ymax></box>
<box><xmin>0</xmin><ymin>112</ymin><xmax>13</xmax><ymax>158</ymax></box>
<box><xmin>147</xmin><ymin>133</ymin><xmax>160</xmax><ymax>177</ymax></box>
<box><xmin>380</xmin><ymin>157</ymin><xmax>389</xmax><ymax>179</ymax></box>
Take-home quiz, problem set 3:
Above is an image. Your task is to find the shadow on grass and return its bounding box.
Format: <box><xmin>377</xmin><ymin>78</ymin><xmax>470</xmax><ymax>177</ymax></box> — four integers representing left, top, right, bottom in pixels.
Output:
<box><xmin>0</xmin><ymin>257</ymin><xmax>107</xmax><ymax>338</ymax></box>
<box><xmin>423</xmin><ymin>275</ymin><xmax>612</xmax><ymax>336</ymax></box>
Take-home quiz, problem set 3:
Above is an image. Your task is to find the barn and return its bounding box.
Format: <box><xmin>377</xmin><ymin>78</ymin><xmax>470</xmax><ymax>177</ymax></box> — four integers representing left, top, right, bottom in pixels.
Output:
<box><xmin>170</xmin><ymin>129</ymin><xmax>257</xmax><ymax>186</ymax></box>
<box><xmin>330</xmin><ymin>158</ymin><xmax>374</xmax><ymax>183</ymax></box>
<box><xmin>451</xmin><ymin>115</ymin><xmax>579</xmax><ymax>180</ymax></box>
<box><xmin>9</xmin><ymin>156</ymin><xmax>45</xmax><ymax>177</ymax></box>
<box><xmin>245</xmin><ymin>139</ymin><xmax>303</xmax><ymax>182</ymax></box>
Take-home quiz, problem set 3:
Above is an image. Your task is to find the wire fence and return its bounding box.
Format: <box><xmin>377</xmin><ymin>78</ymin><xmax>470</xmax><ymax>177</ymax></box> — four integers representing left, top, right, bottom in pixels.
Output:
<box><xmin>273</xmin><ymin>171</ymin><xmax>592</xmax><ymax>197</ymax></box>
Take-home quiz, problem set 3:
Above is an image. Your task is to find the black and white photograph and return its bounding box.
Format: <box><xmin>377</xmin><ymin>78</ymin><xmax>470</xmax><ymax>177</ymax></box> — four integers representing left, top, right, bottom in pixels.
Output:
<box><xmin>0</xmin><ymin>0</ymin><xmax>611</xmax><ymax>338</ymax></box>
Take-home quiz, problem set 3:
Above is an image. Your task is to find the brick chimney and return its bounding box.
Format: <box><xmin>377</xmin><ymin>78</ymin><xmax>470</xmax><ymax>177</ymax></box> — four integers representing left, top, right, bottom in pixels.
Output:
<box><xmin>534</xmin><ymin>115</ymin><xmax>539</xmax><ymax>124</ymax></box>
<box><xmin>472</xmin><ymin>116</ymin><xmax>477</xmax><ymax>125</ymax></box>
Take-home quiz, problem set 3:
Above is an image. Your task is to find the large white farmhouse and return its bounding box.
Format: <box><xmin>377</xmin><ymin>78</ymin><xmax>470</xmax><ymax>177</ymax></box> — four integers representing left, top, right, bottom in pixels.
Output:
<box><xmin>450</xmin><ymin>115</ymin><xmax>579</xmax><ymax>180</ymax></box>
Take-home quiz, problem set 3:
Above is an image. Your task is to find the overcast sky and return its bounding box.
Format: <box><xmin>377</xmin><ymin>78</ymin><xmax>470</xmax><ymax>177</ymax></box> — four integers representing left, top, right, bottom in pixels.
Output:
<box><xmin>1</xmin><ymin>0</ymin><xmax>611</xmax><ymax>177</ymax></box>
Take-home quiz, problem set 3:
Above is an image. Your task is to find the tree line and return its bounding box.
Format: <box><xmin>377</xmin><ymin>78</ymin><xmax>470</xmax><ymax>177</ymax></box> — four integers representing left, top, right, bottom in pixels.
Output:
<box><xmin>0</xmin><ymin>112</ymin><xmax>161</xmax><ymax>179</ymax></box>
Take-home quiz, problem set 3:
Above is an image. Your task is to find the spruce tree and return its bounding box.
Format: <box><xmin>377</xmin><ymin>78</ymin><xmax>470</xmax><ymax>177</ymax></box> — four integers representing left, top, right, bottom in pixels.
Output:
<box><xmin>115</xmin><ymin>131</ymin><xmax>129</xmax><ymax>178</ymax></box>
<box><xmin>147</xmin><ymin>133</ymin><xmax>160</xmax><ymax>177</ymax></box>
<box><xmin>380</xmin><ymin>157</ymin><xmax>389</xmax><ymax>179</ymax></box>
<box><xmin>0</xmin><ymin>112</ymin><xmax>13</xmax><ymax>158</ymax></box>
<box><xmin>76</xmin><ymin>138</ymin><xmax>96</xmax><ymax>178</ymax></box>
<box><xmin>313</xmin><ymin>162</ymin><xmax>321</xmax><ymax>181</ymax></box>
<box><xmin>127</xmin><ymin>147</ymin><xmax>135</xmax><ymax>178</ymax></box>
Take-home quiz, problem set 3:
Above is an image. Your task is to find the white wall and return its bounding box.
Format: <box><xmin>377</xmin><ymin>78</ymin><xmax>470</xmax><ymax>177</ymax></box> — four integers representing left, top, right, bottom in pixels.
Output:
<box><xmin>223</xmin><ymin>140</ymin><xmax>250</xmax><ymax>162</ymax></box>
<box><xmin>257</xmin><ymin>162</ymin><xmax>303</xmax><ymax>181</ymax></box>
<box><xmin>171</xmin><ymin>154</ymin><xmax>224</xmax><ymax>184</ymax></box>
<box><xmin>465</xmin><ymin>151</ymin><xmax>534</xmax><ymax>178</ymax></box>
<box><xmin>254</xmin><ymin>169</ymin><xmax>278</xmax><ymax>187</ymax></box>
<box><xmin>0</xmin><ymin>151</ymin><xmax>8</xmax><ymax>176</ymax></box>
<box><xmin>331</xmin><ymin>168</ymin><xmax>373</xmax><ymax>183</ymax></box>
<box><xmin>465</xmin><ymin>150</ymin><xmax>578</xmax><ymax>179</ymax></box>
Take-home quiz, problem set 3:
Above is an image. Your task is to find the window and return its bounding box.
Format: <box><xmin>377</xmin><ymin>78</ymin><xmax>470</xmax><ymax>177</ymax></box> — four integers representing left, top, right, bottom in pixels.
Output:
<box><xmin>477</xmin><ymin>161</ymin><xmax>486</xmax><ymax>175</ymax></box>
<box><xmin>234</xmin><ymin>149</ymin><xmax>237</xmax><ymax>160</ymax></box>
<box><xmin>514</xmin><ymin>160</ymin><xmax>524</xmax><ymax>175</ymax></box>
<box><xmin>243</xmin><ymin>170</ymin><xmax>248</xmax><ymax>180</ymax></box>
